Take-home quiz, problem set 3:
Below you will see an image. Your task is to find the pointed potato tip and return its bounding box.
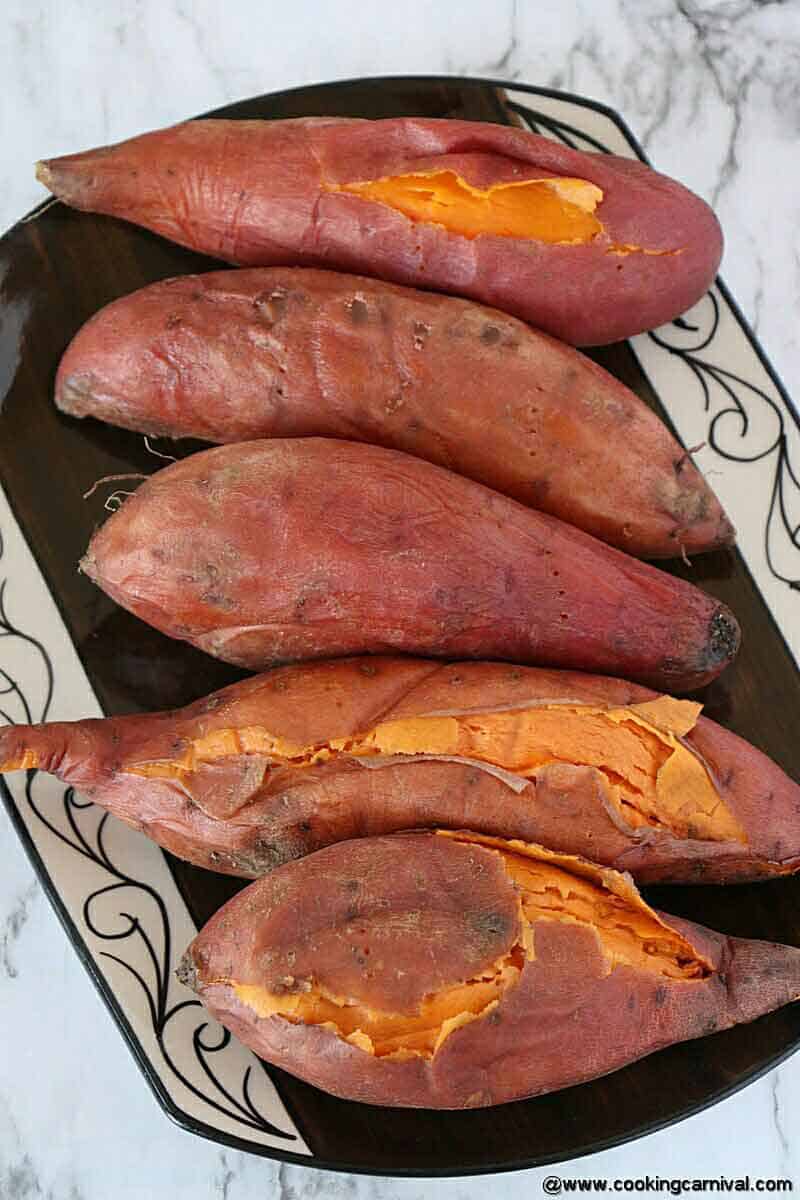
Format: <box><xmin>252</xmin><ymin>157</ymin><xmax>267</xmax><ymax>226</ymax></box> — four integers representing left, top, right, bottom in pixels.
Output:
<box><xmin>175</xmin><ymin>949</ymin><xmax>199</xmax><ymax>992</ymax></box>
<box><xmin>709</xmin><ymin>606</ymin><xmax>741</xmax><ymax>667</ymax></box>
<box><xmin>78</xmin><ymin>551</ymin><xmax>96</xmax><ymax>581</ymax></box>
<box><xmin>35</xmin><ymin>160</ymin><xmax>54</xmax><ymax>189</ymax></box>
<box><xmin>727</xmin><ymin>936</ymin><xmax>800</xmax><ymax>1025</ymax></box>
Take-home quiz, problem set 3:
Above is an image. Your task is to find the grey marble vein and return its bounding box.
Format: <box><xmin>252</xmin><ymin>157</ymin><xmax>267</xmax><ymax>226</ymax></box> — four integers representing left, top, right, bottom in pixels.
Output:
<box><xmin>2</xmin><ymin>1155</ymin><xmax>42</xmax><ymax>1200</ymax></box>
<box><xmin>214</xmin><ymin>1151</ymin><xmax>236</xmax><ymax>1200</ymax></box>
<box><xmin>771</xmin><ymin>1071</ymin><xmax>790</xmax><ymax>1166</ymax></box>
<box><xmin>485</xmin><ymin>0</ymin><xmax>521</xmax><ymax>78</ymax></box>
<box><xmin>174</xmin><ymin>2</ymin><xmax>233</xmax><ymax>103</ymax></box>
<box><xmin>1</xmin><ymin>880</ymin><xmax>37</xmax><ymax>979</ymax></box>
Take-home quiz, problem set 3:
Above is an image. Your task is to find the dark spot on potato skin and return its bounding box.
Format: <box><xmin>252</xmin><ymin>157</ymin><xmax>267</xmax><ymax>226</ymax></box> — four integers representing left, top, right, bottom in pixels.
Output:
<box><xmin>348</xmin><ymin>296</ymin><xmax>369</xmax><ymax>325</ymax></box>
<box><xmin>471</xmin><ymin>911</ymin><xmax>513</xmax><ymax>941</ymax></box>
<box><xmin>344</xmin><ymin>879</ymin><xmax>360</xmax><ymax>892</ymax></box>
<box><xmin>358</xmin><ymin>662</ymin><xmax>377</xmax><ymax>677</ymax></box>
<box><xmin>706</xmin><ymin>609</ymin><xmax>741</xmax><ymax>668</ymax></box>
<box><xmin>527</xmin><ymin>478</ymin><xmax>552</xmax><ymax>508</ymax></box>
<box><xmin>175</xmin><ymin>950</ymin><xmax>198</xmax><ymax>990</ymax></box>
<box><xmin>627</xmin><ymin>995</ymin><xmax>636</xmax><ymax>1011</ymax></box>
<box><xmin>254</xmin><ymin>288</ymin><xmax>288</xmax><ymax>326</ymax></box>
<box><xmin>481</xmin><ymin>324</ymin><xmax>501</xmax><ymax>345</ymax></box>
<box><xmin>654</xmin><ymin>985</ymin><xmax>668</xmax><ymax>1007</ymax></box>
<box><xmin>412</xmin><ymin>320</ymin><xmax>431</xmax><ymax>349</ymax></box>
<box><xmin>201</xmin><ymin>591</ymin><xmax>236</xmax><ymax>610</ymax></box>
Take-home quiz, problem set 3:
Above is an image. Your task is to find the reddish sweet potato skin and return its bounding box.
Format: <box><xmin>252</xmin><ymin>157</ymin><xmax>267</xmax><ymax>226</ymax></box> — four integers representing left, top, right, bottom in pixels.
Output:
<box><xmin>37</xmin><ymin>117</ymin><xmax>723</xmax><ymax>346</ymax></box>
<box><xmin>79</xmin><ymin>439</ymin><xmax>739</xmax><ymax>689</ymax></box>
<box><xmin>179</xmin><ymin>832</ymin><xmax>800</xmax><ymax>1108</ymax></box>
<box><xmin>2</xmin><ymin>657</ymin><xmax>795</xmax><ymax>885</ymax></box>
<box><xmin>55</xmin><ymin>268</ymin><xmax>732</xmax><ymax>559</ymax></box>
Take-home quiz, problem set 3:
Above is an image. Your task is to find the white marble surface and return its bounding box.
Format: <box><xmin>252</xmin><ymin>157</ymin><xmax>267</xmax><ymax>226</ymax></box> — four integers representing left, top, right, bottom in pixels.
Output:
<box><xmin>2</xmin><ymin>0</ymin><xmax>799</xmax><ymax>1194</ymax></box>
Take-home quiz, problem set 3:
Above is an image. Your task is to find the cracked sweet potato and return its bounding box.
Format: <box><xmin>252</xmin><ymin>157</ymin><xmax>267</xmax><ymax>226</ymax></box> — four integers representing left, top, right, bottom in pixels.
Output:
<box><xmin>177</xmin><ymin>829</ymin><xmax>800</xmax><ymax>1108</ymax></box>
<box><xmin>78</xmin><ymin>440</ymin><xmax>740</xmax><ymax>688</ymax></box>
<box><xmin>55</xmin><ymin>267</ymin><xmax>732</xmax><ymax>559</ymax></box>
<box><xmin>36</xmin><ymin>117</ymin><xmax>722</xmax><ymax>345</ymax></box>
<box><xmin>3</xmin><ymin>657</ymin><xmax>794</xmax><ymax>885</ymax></box>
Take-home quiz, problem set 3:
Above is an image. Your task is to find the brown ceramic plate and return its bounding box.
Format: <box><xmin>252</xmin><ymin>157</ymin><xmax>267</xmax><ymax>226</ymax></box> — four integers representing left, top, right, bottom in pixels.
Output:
<box><xmin>1</xmin><ymin>76</ymin><xmax>799</xmax><ymax>1176</ymax></box>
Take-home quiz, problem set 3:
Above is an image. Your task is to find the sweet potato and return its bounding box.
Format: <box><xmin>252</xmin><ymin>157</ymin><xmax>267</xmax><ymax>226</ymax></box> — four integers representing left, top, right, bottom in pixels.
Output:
<box><xmin>79</xmin><ymin>440</ymin><xmax>739</xmax><ymax>689</ymax></box>
<box><xmin>36</xmin><ymin>117</ymin><xmax>723</xmax><ymax>345</ymax></box>
<box><xmin>3</xmin><ymin>657</ymin><xmax>792</xmax><ymax>885</ymax></box>
<box><xmin>177</xmin><ymin>829</ymin><xmax>800</xmax><ymax>1108</ymax></box>
<box><xmin>55</xmin><ymin>267</ymin><xmax>732</xmax><ymax>559</ymax></box>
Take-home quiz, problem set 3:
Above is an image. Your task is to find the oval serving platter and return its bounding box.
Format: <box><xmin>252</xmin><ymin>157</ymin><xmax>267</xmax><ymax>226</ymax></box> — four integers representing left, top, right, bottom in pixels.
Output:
<box><xmin>1</xmin><ymin>76</ymin><xmax>799</xmax><ymax>1177</ymax></box>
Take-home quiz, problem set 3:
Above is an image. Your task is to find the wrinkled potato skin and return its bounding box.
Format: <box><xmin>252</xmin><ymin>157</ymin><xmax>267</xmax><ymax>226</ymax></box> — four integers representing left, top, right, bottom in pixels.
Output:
<box><xmin>55</xmin><ymin>268</ymin><xmax>732</xmax><ymax>560</ymax></box>
<box><xmin>37</xmin><ymin>117</ymin><xmax>723</xmax><ymax>346</ymax></box>
<box><xmin>2</xmin><ymin>657</ymin><xmax>796</xmax><ymax>885</ymax></box>
<box><xmin>181</xmin><ymin>832</ymin><xmax>800</xmax><ymax>1108</ymax></box>
<box><xmin>80</xmin><ymin>439</ymin><xmax>739</xmax><ymax>690</ymax></box>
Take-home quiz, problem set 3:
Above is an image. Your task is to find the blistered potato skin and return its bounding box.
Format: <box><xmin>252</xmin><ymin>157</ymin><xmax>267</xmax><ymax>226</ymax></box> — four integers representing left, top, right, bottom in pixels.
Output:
<box><xmin>37</xmin><ymin>117</ymin><xmax>723</xmax><ymax>346</ymax></box>
<box><xmin>2</xmin><ymin>657</ymin><xmax>797</xmax><ymax>885</ymax></box>
<box><xmin>79</xmin><ymin>439</ymin><xmax>739</xmax><ymax>690</ymax></box>
<box><xmin>180</xmin><ymin>832</ymin><xmax>800</xmax><ymax>1109</ymax></box>
<box><xmin>54</xmin><ymin>268</ymin><xmax>732</xmax><ymax>559</ymax></box>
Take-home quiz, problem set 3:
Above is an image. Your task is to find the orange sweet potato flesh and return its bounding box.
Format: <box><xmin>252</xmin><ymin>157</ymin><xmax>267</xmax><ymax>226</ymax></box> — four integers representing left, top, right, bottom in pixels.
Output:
<box><xmin>35</xmin><ymin>117</ymin><xmax>723</xmax><ymax>346</ymax></box>
<box><xmin>2</xmin><ymin>657</ymin><xmax>797</xmax><ymax>885</ymax></box>
<box><xmin>178</xmin><ymin>830</ymin><xmax>800</xmax><ymax>1108</ymax></box>
<box><xmin>78</xmin><ymin>439</ymin><xmax>739</xmax><ymax>689</ymax></box>
<box><xmin>55</xmin><ymin>267</ymin><xmax>732</xmax><ymax>559</ymax></box>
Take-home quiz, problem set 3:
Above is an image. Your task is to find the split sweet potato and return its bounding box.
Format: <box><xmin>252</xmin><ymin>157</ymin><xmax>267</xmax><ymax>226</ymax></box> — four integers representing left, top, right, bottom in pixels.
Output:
<box><xmin>177</xmin><ymin>829</ymin><xmax>800</xmax><ymax>1108</ymax></box>
<box><xmin>3</xmin><ymin>657</ymin><xmax>794</xmax><ymax>885</ymax></box>
<box><xmin>36</xmin><ymin>117</ymin><xmax>723</xmax><ymax>345</ymax></box>
<box><xmin>55</xmin><ymin>267</ymin><xmax>732</xmax><ymax>559</ymax></box>
<box><xmin>79</xmin><ymin>439</ymin><xmax>739</xmax><ymax>689</ymax></box>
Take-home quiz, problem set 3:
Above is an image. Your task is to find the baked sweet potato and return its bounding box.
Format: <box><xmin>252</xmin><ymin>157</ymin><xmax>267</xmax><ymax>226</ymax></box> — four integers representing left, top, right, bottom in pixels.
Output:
<box><xmin>55</xmin><ymin>267</ymin><xmax>732</xmax><ymax>559</ymax></box>
<box><xmin>3</xmin><ymin>657</ymin><xmax>793</xmax><ymax>885</ymax></box>
<box><xmin>177</xmin><ymin>829</ymin><xmax>800</xmax><ymax>1108</ymax></box>
<box><xmin>79</xmin><ymin>440</ymin><xmax>739</xmax><ymax>689</ymax></box>
<box><xmin>36</xmin><ymin>117</ymin><xmax>722</xmax><ymax>345</ymax></box>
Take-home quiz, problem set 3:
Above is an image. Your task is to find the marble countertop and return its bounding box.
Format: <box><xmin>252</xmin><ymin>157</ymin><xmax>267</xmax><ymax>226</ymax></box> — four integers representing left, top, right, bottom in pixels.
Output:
<box><xmin>2</xmin><ymin>0</ymin><xmax>799</xmax><ymax>1195</ymax></box>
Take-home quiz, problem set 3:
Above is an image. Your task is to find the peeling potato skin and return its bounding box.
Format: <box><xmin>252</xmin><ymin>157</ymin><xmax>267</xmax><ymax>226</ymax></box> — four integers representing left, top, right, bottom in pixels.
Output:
<box><xmin>37</xmin><ymin>117</ymin><xmax>723</xmax><ymax>346</ymax></box>
<box><xmin>79</xmin><ymin>438</ymin><xmax>738</xmax><ymax>690</ymax></box>
<box><xmin>180</xmin><ymin>832</ymin><xmax>800</xmax><ymax>1109</ymax></box>
<box><xmin>2</xmin><ymin>657</ymin><xmax>797</xmax><ymax>885</ymax></box>
<box><xmin>54</xmin><ymin>268</ymin><xmax>732</xmax><ymax>560</ymax></box>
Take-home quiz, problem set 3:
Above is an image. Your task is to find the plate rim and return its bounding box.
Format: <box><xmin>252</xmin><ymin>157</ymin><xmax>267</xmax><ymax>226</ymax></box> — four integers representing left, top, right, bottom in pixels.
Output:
<box><xmin>2</xmin><ymin>72</ymin><xmax>799</xmax><ymax>1178</ymax></box>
